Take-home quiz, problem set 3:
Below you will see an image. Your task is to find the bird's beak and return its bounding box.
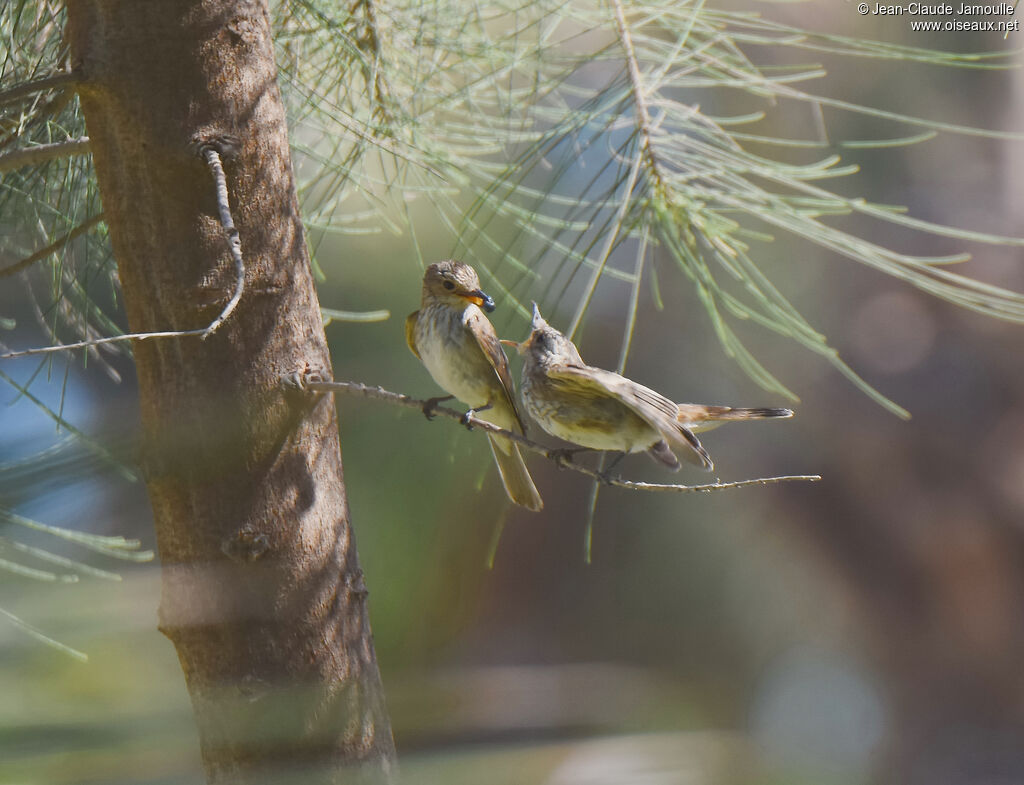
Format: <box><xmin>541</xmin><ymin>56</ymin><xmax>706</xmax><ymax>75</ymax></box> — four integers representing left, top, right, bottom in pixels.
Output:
<box><xmin>530</xmin><ymin>302</ymin><xmax>547</xmax><ymax>330</ymax></box>
<box><xmin>464</xmin><ymin>288</ymin><xmax>496</xmax><ymax>313</ymax></box>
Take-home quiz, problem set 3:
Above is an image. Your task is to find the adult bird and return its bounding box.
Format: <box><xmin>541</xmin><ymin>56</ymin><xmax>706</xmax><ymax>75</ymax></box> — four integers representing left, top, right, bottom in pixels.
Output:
<box><xmin>406</xmin><ymin>261</ymin><xmax>543</xmax><ymax>511</ymax></box>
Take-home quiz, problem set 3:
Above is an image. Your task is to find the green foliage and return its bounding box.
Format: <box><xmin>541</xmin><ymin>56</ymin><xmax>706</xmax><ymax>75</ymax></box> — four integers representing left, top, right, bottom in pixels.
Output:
<box><xmin>276</xmin><ymin>0</ymin><xmax>1024</xmax><ymax>416</ymax></box>
<box><xmin>0</xmin><ymin>440</ymin><xmax>153</xmax><ymax>658</ymax></box>
<box><xmin>1</xmin><ymin>1</ymin><xmax>113</xmax><ymax>361</ymax></box>
<box><xmin>2</xmin><ymin>0</ymin><xmax>1023</xmax><ymax>653</ymax></box>
<box><xmin>5</xmin><ymin>0</ymin><xmax>1023</xmax><ymax>403</ymax></box>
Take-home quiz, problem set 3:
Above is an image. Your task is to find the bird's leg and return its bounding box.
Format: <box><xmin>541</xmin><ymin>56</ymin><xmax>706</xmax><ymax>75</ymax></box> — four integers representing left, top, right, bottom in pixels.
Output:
<box><xmin>461</xmin><ymin>402</ymin><xmax>493</xmax><ymax>430</ymax></box>
<box><xmin>550</xmin><ymin>446</ymin><xmax>597</xmax><ymax>469</ymax></box>
<box><xmin>597</xmin><ymin>452</ymin><xmax>626</xmax><ymax>484</ymax></box>
<box><xmin>422</xmin><ymin>395</ymin><xmax>455</xmax><ymax>420</ymax></box>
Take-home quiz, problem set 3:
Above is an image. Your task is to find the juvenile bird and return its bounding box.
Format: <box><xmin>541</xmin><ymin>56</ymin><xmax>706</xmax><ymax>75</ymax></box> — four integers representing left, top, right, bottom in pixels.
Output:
<box><xmin>503</xmin><ymin>304</ymin><xmax>793</xmax><ymax>472</ymax></box>
<box><xmin>406</xmin><ymin>261</ymin><xmax>543</xmax><ymax>511</ymax></box>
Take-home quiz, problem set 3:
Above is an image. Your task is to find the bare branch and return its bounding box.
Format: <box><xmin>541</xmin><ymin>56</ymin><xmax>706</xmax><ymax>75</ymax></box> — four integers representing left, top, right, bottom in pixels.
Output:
<box><xmin>198</xmin><ymin>144</ymin><xmax>245</xmax><ymax>339</ymax></box>
<box><xmin>298</xmin><ymin>378</ymin><xmax>821</xmax><ymax>493</ymax></box>
<box><xmin>0</xmin><ymin>328</ymin><xmax>207</xmax><ymax>361</ymax></box>
<box><xmin>0</xmin><ymin>213</ymin><xmax>105</xmax><ymax>279</ymax></box>
<box><xmin>0</xmin><ymin>72</ymin><xmax>79</xmax><ymax>108</ymax></box>
<box><xmin>0</xmin><ymin>137</ymin><xmax>91</xmax><ymax>174</ymax></box>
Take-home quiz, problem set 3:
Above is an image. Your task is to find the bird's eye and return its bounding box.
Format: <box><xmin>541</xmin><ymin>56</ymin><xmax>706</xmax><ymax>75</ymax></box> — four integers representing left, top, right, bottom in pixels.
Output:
<box><xmin>443</xmin><ymin>280</ymin><xmax>455</xmax><ymax>290</ymax></box>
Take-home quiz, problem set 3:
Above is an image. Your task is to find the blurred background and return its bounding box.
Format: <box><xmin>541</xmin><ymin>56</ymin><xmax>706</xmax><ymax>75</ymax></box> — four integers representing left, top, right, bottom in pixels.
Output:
<box><xmin>2</xmin><ymin>5</ymin><xmax>1023</xmax><ymax>785</ymax></box>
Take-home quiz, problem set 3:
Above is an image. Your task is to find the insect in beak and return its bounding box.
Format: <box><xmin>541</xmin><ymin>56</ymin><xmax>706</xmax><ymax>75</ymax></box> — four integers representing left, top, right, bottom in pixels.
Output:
<box><xmin>465</xmin><ymin>289</ymin><xmax>496</xmax><ymax>313</ymax></box>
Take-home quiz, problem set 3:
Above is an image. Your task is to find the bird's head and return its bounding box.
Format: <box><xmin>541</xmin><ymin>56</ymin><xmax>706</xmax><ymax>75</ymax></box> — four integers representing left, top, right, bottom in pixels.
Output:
<box><xmin>421</xmin><ymin>260</ymin><xmax>495</xmax><ymax>312</ymax></box>
<box><xmin>501</xmin><ymin>303</ymin><xmax>583</xmax><ymax>366</ymax></box>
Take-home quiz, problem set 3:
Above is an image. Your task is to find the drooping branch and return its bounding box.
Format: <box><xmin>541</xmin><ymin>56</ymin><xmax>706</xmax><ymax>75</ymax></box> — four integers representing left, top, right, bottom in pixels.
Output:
<box><xmin>295</xmin><ymin>377</ymin><xmax>821</xmax><ymax>493</ymax></box>
<box><xmin>0</xmin><ymin>212</ymin><xmax>104</xmax><ymax>280</ymax></box>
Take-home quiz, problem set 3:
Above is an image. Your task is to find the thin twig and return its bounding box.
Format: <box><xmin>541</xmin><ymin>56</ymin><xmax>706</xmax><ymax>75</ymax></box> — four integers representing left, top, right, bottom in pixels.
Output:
<box><xmin>199</xmin><ymin>145</ymin><xmax>245</xmax><ymax>339</ymax></box>
<box><xmin>300</xmin><ymin>378</ymin><xmax>821</xmax><ymax>493</ymax></box>
<box><xmin>0</xmin><ymin>72</ymin><xmax>79</xmax><ymax>108</ymax></box>
<box><xmin>0</xmin><ymin>329</ymin><xmax>208</xmax><ymax>360</ymax></box>
<box><xmin>0</xmin><ymin>137</ymin><xmax>91</xmax><ymax>174</ymax></box>
<box><xmin>0</xmin><ymin>213</ymin><xmax>104</xmax><ymax>279</ymax></box>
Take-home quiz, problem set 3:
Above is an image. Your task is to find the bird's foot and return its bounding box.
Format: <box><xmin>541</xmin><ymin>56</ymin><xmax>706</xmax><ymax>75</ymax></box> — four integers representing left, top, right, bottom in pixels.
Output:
<box><xmin>596</xmin><ymin>452</ymin><xmax>626</xmax><ymax>484</ymax></box>
<box><xmin>460</xmin><ymin>403</ymin><xmax>493</xmax><ymax>431</ymax></box>
<box><xmin>549</xmin><ymin>447</ymin><xmax>593</xmax><ymax>469</ymax></box>
<box><xmin>422</xmin><ymin>395</ymin><xmax>454</xmax><ymax>421</ymax></box>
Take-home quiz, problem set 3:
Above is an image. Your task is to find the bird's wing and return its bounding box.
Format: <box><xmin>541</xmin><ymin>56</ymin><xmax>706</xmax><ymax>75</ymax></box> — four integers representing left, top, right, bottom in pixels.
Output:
<box><xmin>404</xmin><ymin>311</ymin><xmax>421</xmax><ymax>360</ymax></box>
<box><xmin>546</xmin><ymin>364</ymin><xmax>678</xmax><ymax>420</ymax></box>
<box><xmin>547</xmin><ymin>363</ymin><xmax>711</xmax><ymax>468</ymax></box>
<box><xmin>466</xmin><ymin>309</ymin><xmax>527</xmax><ymax>433</ymax></box>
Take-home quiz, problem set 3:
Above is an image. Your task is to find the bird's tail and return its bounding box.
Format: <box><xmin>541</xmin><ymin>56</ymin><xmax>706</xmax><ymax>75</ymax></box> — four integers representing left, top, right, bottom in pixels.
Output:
<box><xmin>488</xmin><ymin>434</ymin><xmax>543</xmax><ymax>512</ymax></box>
<box><xmin>678</xmin><ymin>405</ymin><xmax>794</xmax><ymax>433</ymax></box>
<box><xmin>655</xmin><ymin>424</ymin><xmax>714</xmax><ymax>472</ymax></box>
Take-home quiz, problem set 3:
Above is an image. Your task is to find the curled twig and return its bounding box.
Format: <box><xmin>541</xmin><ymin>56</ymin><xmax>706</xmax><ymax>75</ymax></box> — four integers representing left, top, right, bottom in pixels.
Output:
<box><xmin>296</xmin><ymin>377</ymin><xmax>821</xmax><ymax>493</ymax></box>
<box><xmin>0</xmin><ymin>138</ymin><xmax>250</xmax><ymax>360</ymax></box>
<box><xmin>197</xmin><ymin>142</ymin><xmax>245</xmax><ymax>339</ymax></box>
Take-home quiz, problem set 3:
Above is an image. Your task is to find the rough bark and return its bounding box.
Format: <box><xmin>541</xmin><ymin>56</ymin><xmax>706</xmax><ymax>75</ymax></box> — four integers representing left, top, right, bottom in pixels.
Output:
<box><xmin>65</xmin><ymin>1</ymin><xmax>396</xmax><ymax>782</ymax></box>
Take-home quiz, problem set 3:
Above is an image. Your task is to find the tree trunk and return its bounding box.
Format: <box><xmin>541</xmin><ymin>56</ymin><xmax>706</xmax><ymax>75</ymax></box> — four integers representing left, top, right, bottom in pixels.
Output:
<box><xmin>65</xmin><ymin>1</ymin><xmax>396</xmax><ymax>782</ymax></box>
